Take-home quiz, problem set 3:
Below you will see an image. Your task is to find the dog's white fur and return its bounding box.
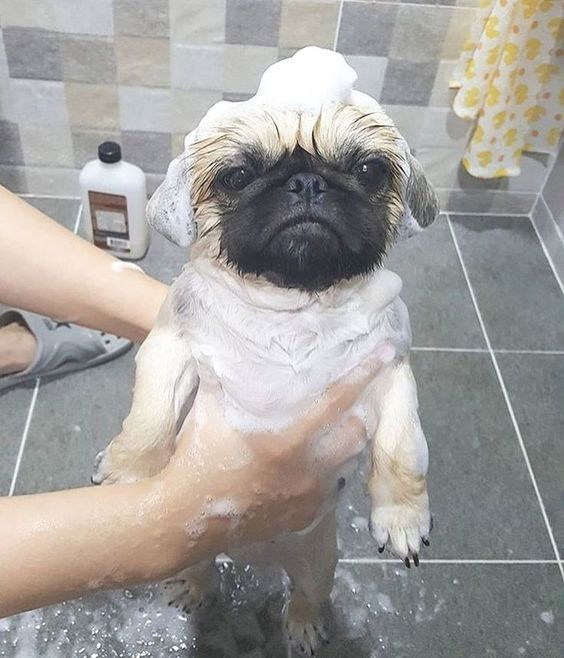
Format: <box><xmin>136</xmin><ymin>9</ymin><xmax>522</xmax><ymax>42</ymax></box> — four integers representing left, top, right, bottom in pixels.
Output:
<box><xmin>94</xmin><ymin>48</ymin><xmax>434</xmax><ymax>654</ymax></box>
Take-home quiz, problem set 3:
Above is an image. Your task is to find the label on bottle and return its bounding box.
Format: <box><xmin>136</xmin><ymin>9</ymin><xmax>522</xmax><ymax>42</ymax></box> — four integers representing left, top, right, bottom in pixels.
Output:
<box><xmin>88</xmin><ymin>191</ymin><xmax>131</xmax><ymax>254</ymax></box>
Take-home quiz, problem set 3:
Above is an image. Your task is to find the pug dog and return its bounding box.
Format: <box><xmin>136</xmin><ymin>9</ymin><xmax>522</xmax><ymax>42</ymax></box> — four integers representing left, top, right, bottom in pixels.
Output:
<box><xmin>93</xmin><ymin>47</ymin><xmax>438</xmax><ymax>654</ymax></box>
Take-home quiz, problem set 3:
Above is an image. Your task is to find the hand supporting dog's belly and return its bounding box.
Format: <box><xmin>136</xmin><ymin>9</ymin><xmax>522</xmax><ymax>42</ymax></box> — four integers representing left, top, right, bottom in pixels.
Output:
<box><xmin>176</xmin><ymin>360</ymin><xmax>375</xmax><ymax>549</ymax></box>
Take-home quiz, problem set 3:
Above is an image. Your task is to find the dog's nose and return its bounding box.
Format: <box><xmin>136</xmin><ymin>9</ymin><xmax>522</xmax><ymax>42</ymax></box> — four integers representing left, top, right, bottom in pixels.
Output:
<box><xmin>286</xmin><ymin>172</ymin><xmax>328</xmax><ymax>198</ymax></box>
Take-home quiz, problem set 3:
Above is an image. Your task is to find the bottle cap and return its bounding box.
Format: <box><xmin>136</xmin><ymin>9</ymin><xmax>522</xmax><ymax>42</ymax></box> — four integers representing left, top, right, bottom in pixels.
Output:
<box><xmin>98</xmin><ymin>141</ymin><xmax>122</xmax><ymax>164</ymax></box>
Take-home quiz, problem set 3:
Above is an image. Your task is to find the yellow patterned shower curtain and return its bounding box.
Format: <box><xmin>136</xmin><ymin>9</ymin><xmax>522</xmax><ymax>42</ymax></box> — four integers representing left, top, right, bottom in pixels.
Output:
<box><xmin>451</xmin><ymin>0</ymin><xmax>563</xmax><ymax>178</ymax></box>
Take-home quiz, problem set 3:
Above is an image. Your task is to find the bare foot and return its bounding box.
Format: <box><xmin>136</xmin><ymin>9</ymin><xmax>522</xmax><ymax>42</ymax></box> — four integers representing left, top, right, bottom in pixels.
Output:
<box><xmin>0</xmin><ymin>322</ymin><xmax>37</xmax><ymax>376</ymax></box>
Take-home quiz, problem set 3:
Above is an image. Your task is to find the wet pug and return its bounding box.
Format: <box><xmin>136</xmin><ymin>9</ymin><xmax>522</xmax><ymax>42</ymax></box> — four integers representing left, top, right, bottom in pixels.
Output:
<box><xmin>93</xmin><ymin>48</ymin><xmax>438</xmax><ymax>654</ymax></box>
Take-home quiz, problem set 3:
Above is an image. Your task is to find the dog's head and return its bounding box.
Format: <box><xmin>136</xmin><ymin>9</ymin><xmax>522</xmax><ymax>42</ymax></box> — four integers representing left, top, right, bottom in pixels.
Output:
<box><xmin>149</xmin><ymin>48</ymin><xmax>439</xmax><ymax>292</ymax></box>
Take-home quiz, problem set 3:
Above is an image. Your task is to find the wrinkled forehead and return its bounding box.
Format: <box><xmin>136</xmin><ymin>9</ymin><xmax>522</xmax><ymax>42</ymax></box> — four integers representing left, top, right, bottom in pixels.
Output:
<box><xmin>186</xmin><ymin>101</ymin><xmax>407</xmax><ymax>171</ymax></box>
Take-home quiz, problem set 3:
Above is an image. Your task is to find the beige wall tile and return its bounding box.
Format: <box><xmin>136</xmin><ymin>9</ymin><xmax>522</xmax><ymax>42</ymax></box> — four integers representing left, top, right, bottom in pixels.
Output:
<box><xmin>19</xmin><ymin>124</ymin><xmax>74</xmax><ymax>167</ymax></box>
<box><xmin>115</xmin><ymin>37</ymin><xmax>170</xmax><ymax>87</ymax></box>
<box><xmin>223</xmin><ymin>45</ymin><xmax>278</xmax><ymax>94</ymax></box>
<box><xmin>0</xmin><ymin>0</ymin><xmax>58</xmax><ymax>30</ymax></box>
<box><xmin>65</xmin><ymin>83</ymin><xmax>119</xmax><ymax>130</ymax></box>
<box><xmin>279</xmin><ymin>0</ymin><xmax>340</xmax><ymax>50</ymax></box>
<box><xmin>170</xmin><ymin>0</ymin><xmax>226</xmax><ymax>45</ymax></box>
<box><xmin>71</xmin><ymin>129</ymin><xmax>122</xmax><ymax>168</ymax></box>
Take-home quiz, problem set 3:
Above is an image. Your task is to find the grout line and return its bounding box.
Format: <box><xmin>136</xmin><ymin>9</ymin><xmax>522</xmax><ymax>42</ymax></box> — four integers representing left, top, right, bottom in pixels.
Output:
<box><xmin>447</xmin><ymin>211</ymin><xmax>531</xmax><ymax>219</ymax></box>
<box><xmin>446</xmin><ymin>214</ymin><xmax>564</xmax><ymax>584</ymax></box>
<box><xmin>412</xmin><ymin>346</ymin><xmax>488</xmax><ymax>353</ymax></box>
<box><xmin>412</xmin><ymin>346</ymin><xmax>564</xmax><ymax>356</ymax></box>
<box><xmin>332</xmin><ymin>0</ymin><xmax>344</xmax><ymax>51</ymax></box>
<box><xmin>73</xmin><ymin>203</ymin><xmax>83</xmax><ymax>235</ymax></box>
<box><xmin>8</xmin><ymin>378</ymin><xmax>40</xmax><ymax>497</ymax></box>
<box><xmin>494</xmin><ymin>348</ymin><xmax>564</xmax><ymax>356</ymax></box>
<box><xmin>339</xmin><ymin>558</ymin><xmax>561</xmax><ymax>565</ymax></box>
<box><xmin>529</xmin><ymin>211</ymin><xmax>564</xmax><ymax>298</ymax></box>
<box><xmin>18</xmin><ymin>193</ymin><xmax>81</xmax><ymax>201</ymax></box>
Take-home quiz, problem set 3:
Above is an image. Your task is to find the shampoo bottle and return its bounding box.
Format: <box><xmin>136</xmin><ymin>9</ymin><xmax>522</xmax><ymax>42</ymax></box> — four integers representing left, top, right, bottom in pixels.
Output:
<box><xmin>79</xmin><ymin>141</ymin><xmax>149</xmax><ymax>260</ymax></box>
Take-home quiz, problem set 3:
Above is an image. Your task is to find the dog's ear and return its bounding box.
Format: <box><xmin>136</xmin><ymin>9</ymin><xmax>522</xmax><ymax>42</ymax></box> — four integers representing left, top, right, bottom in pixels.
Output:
<box><xmin>146</xmin><ymin>154</ymin><xmax>196</xmax><ymax>247</ymax></box>
<box><xmin>395</xmin><ymin>151</ymin><xmax>440</xmax><ymax>241</ymax></box>
<box><xmin>405</xmin><ymin>153</ymin><xmax>439</xmax><ymax>229</ymax></box>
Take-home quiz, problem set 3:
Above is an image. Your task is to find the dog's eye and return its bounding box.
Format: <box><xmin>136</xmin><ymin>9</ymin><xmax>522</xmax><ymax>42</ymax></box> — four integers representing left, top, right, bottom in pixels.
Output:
<box><xmin>353</xmin><ymin>159</ymin><xmax>388</xmax><ymax>187</ymax></box>
<box><xmin>219</xmin><ymin>165</ymin><xmax>257</xmax><ymax>191</ymax></box>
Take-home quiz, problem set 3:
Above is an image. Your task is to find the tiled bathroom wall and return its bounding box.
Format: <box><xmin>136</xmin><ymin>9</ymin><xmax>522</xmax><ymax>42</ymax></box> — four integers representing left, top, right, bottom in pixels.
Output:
<box><xmin>0</xmin><ymin>0</ymin><xmax>555</xmax><ymax>213</ymax></box>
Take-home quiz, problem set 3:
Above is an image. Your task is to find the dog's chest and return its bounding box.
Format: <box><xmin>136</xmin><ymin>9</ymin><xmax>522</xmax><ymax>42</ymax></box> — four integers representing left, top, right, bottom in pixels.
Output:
<box><xmin>173</xmin><ymin>264</ymin><xmax>411</xmax><ymax>431</ymax></box>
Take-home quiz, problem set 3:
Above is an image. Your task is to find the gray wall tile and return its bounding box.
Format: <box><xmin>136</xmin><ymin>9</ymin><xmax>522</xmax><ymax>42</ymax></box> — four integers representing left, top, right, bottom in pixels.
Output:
<box><xmin>122</xmin><ymin>130</ymin><xmax>171</xmax><ymax>174</ymax></box>
<box><xmin>18</xmin><ymin>123</ymin><xmax>74</xmax><ymax>167</ymax></box>
<box><xmin>0</xmin><ymin>119</ymin><xmax>24</xmax><ymax>164</ymax></box>
<box><xmin>542</xmin><ymin>146</ymin><xmax>564</xmax><ymax>232</ymax></box>
<box><xmin>226</xmin><ymin>0</ymin><xmax>282</xmax><ymax>47</ymax></box>
<box><xmin>171</xmin><ymin>44</ymin><xmax>224</xmax><ymax>90</ymax></box>
<box><xmin>60</xmin><ymin>35</ymin><xmax>116</xmax><ymax>84</ymax></box>
<box><xmin>389</xmin><ymin>5</ymin><xmax>451</xmax><ymax>61</ymax></box>
<box><xmin>4</xmin><ymin>79</ymin><xmax>70</xmax><ymax>126</ymax></box>
<box><xmin>3</xmin><ymin>27</ymin><xmax>62</xmax><ymax>81</ymax></box>
<box><xmin>113</xmin><ymin>0</ymin><xmax>169</xmax><ymax>38</ymax></box>
<box><xmin>337</xmin><ymin>2</ymin><xmax>398</xmax><ymax>56</ymax></box>
<box><xmin>119</xmin><ymin>86</ymin><xmax>172</xmax><ymax>132</ymax></box>
<box><xmin>532</xmin><ymin>196</ymin><xmax>564</xmax><ymax>286</ymax></box>
<box><xmin>380</xmin><ymin>59</ymin><xmax>438</xmax><ymax>105</ymax></box>
<box><xmin>0</xmin><ymin>164</ymin><xmax>28</xmax><ymax>192</ymax></box>
<box><xmin>345</xmin><ymin>55</ymin><xmax>388</xmax><ymax>100</ymax></box>
<box><xmin>25</xmin><ymin>166</ymin><xmax>80</xmax><ymax>196</ymax></box>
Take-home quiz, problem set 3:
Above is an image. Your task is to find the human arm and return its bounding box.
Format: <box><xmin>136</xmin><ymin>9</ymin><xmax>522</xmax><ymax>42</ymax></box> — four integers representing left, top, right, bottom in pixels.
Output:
<box><xmin>0</xmin><ymin>357</ymin><xmax>378</xmax><ymax>618</ymax></box>
<box><xmin>0</xmin><ymin>185</ymin><xmax>167</xmax><ymax>343</ymax></box>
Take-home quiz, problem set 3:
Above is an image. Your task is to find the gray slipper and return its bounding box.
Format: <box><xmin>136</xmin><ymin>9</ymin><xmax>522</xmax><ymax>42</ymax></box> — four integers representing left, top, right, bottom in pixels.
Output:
<box><xmin>0</xmin><ymin>310</ymin><xmax>133</xmax><ymax>393</ymax></box>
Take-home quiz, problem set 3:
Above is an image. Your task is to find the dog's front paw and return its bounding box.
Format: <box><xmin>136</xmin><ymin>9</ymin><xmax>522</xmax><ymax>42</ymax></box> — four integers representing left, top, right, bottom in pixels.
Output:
<box><xmin>369</xmin><ymin>498</ymin><xmax>431</xmax><ymax>567</ymax></box>
<box><xmin>162</xmin><ymin>573</ymin><xmax>217</xmax><ymax>615</ymax></box>
<box><xmin>284</xmin><ymin>611</ymin><xmax>328</xmax><ymax>656</ymax></box>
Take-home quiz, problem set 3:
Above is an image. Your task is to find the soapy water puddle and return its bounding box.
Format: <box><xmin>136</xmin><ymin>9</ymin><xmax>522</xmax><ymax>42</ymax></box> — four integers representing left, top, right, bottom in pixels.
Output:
<box><xmin>0</xmin><ymin>562</ymin><xmax>454</xmax><ymax>657</ymax></box>
<box><xmin>0</xmin><ymin>562</ymin><xmax>288</xmax><ymax>658</ymax></box>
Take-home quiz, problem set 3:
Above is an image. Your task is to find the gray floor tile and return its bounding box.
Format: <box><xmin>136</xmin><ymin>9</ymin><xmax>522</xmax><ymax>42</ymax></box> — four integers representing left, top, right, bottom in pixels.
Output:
<box><xmin>497</xmin><ymin>353</ymin><xmax>564</xmax><ymax>554</ymax></box>
<box><xmin>337</xmin><ymin>351</ymin><xmax>555</xmax><ymax>559</ymax></box>
<box><xmin>13</xmin><ymin>353</ymin><xmax>136</xmax><ymax>494</ymax></box>
<box><xmin>2</xmin><ymin>563</ymin><xmax>562</xmax><ymax>656</ymax></box>
<box><xmin>386</xmin><ymin>215</ymin><xmax>485</xmax><ymax>348</ymax></box>
<box><xmin>22</xmin><ymin>196</ymin><xmax>81</xmax><ymax>231</ymax></box>
<box><xmin>0</xmin><ymin>384</ymin><xmax>35</xmax><ymax>495</ymax></box>
<box><xmin>324</xmin><ymin>563</ymin><xmax>564</xmax><ymax>657</ymax></box>
<box><xmin>450</xmin><ymin>215</ymin><xmax>564</xmax><ymax>350</ymax></box>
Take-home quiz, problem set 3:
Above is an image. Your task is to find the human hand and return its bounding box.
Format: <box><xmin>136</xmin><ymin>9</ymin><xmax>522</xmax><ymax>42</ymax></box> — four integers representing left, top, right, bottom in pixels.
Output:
<box><xmin>153</xmin><ymin>356</ymin><xmax>383</xmax><ymax>569</ymax></box>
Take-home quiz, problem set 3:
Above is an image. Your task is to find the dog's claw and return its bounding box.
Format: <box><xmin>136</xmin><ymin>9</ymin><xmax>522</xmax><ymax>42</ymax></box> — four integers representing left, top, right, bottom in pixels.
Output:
<box><xmin>413</xmin><ymin>553</ymin><xmax>420</xmax><ymax>567</ymax></box>
<box><xmin>422</xmin><ymin>537</ymin><xmax>430</xmax><ymax>547</ymax></box>
<box><xmin>378</xmin><ymin>545</ymin><xmax>385</xmax><ymax>554</ymax></box>
<box><xmin>404</xmin><ymin>557</ymin><xmax>411</xmax><ymax>568</ymax></box>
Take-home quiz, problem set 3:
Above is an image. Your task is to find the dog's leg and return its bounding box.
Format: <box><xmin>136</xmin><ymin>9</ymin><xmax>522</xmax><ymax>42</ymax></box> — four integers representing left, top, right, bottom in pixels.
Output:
<box><xmin>162</xmin><ymin>559</ymin><xmax>218</xmax><ymax>614</ymax></box>
<box><xmin>367</xmin><ymin>358</ymin><xmax>431</xmax><ymax>565</ymax></box>
<box><xmin>92</xmin><ymin>326</ymin><xmax>198</xmax><ymax>484</ymax></box>
<box><xmin>279</xmin><ymin>511</ymin><xmax>337</xmax><ymax>655</ymax></box>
